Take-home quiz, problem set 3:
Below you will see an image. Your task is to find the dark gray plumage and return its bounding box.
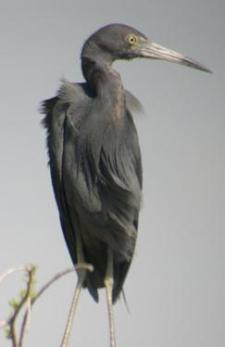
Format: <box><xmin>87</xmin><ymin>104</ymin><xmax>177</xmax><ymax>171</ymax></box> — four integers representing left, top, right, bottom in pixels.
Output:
<box><xmin>42</xmin><ymin>80</ymin><xmax>142</xmax><ymax>302</ymax></box>
<box><xmin>41</xmin><ymin>23</ymin><xmax>210</xmax><ymax>305</ymax></box>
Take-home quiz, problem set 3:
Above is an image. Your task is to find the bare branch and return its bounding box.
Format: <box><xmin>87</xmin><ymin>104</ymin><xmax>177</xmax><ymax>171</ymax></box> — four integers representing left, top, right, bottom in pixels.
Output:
<box><xmin>19</xmin><ymin>297</ymin><xmax>32</xmax><ymax>347</ymax></box>
<box><xmin>7</xmin><ymin>265</ymin><xmax>36</xmax><ymax>347</ymax></box>
<box><xmin>15</xmin><ymin>266</ymin><xmax>75</xmax><ymax>344</ymax></box>
<box><xmin>32</xmin><ymin>267</ymin><xmax>75</xmax><ymax>305</ymax></box>
<box><xmin>1</xmin><ymin>265</ymin><xmax>75</xmax><ymax>347</ymax></box>
<box><xmin>0</xmin><ymin>266</ymin><xmax>27</xmax><ymax>284</ymax></box>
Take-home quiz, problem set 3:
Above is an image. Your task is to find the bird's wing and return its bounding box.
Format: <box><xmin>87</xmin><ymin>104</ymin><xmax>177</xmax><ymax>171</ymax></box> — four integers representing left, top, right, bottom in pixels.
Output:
<box><xmin>41</xmin><ymin>80</ymin><xmax>91</xmax><ymax>264</ymax></box>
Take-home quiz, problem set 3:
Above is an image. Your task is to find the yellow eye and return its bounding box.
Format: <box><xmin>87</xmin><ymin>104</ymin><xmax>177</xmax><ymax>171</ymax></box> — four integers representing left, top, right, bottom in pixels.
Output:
<box><xmin>127</xmin><ymin>34</ymin><xmax>138</xmax><ymax>45</ymax></box>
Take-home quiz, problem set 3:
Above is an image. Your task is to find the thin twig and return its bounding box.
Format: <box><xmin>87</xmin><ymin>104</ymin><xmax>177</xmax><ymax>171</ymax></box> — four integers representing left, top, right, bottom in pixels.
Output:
<box><xmin>18</xmin><ymin>267</ymin><xmax>75</xmax><ymax>346</ymax></box>
<box><xmin>8</xmin><ymin>265</ymin><xmax>36</xmax><ymax>347</ymax></box>
<box><xmin>0</xmin><ymin>265</ymin><xmax>31</xmax><ymax>336</ymax></box>
<box><xmin>32</xmin><ymin>267</ymin><xmax>75</xmax><ymax>305</ymax></box>
<box><xmin>1</xmin><ymin>266</ymin><xmax>75</xmax><ymax>347</ymax></box>
<box><xmin>19</xmin><ymin>295</ymin><xmax>32</xmax><ymax>346</ymax></box>
<box><xmin>0</xmin><ymin>266</ymin><xmax>27</xmax><ymax>284</ymax></box>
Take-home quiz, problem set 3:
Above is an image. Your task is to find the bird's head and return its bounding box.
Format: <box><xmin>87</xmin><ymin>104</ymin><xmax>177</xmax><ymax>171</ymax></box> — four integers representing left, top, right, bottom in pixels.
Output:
<box><xmin>81</xmin><ymin>23</ymin><xmax>211</xmax><ymax>73</ymax></box>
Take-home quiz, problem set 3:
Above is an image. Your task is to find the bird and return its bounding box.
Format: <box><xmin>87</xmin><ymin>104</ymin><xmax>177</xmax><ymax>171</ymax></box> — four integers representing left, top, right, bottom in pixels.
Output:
<box><xmin>41</xmin><ymin>23</ymin><xmax>210</xmax><ymax>347</ymax></box>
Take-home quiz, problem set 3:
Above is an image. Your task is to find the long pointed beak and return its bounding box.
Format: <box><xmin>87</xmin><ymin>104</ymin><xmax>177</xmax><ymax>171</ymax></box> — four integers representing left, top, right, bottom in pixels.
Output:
<box><xmin>140</xmin><ymin>40</ymin><xmax>211</xmax><ymax>73</ymax></box>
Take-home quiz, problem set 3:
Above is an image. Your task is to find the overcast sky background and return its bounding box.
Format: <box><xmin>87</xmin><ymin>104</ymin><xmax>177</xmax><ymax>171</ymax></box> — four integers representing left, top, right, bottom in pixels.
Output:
<box><xmin>0</xmin><ymin>1</ymin><xmax>224</xmax><ymax>346</ymax></box>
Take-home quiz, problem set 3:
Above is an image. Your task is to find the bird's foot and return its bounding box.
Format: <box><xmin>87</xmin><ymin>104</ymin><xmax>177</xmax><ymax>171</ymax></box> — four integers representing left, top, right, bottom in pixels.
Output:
<box><xmin>75</xmin><ymin>262</ymin><xmax>94</xmax><ymax>273</ymax></box>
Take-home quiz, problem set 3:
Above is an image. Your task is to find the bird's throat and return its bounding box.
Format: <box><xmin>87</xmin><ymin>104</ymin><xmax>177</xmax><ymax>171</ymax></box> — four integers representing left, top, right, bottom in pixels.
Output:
<box><xmin>82</xmin><ymin>57</ymin><xmax>126</xmax><ymax>122</ymax></box>
<box><xmin>97</xmin><ymin>65</ymin><xmax>125</xmax><ymax>123</ymax></box>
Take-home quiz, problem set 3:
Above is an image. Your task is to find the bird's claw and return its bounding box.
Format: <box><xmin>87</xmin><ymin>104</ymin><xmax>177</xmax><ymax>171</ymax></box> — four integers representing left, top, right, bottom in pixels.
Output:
<box><xmin>75</xmin><ymin>263</ymin><xmax>94</xmax><ymax>273</ymax></box>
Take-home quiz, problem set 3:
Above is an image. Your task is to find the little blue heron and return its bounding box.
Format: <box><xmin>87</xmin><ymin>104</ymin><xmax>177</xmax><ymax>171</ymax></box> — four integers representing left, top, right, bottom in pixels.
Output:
<box><xmin>42</xmin><ymin>23</ymin><xmax>210</xmax><ymax>347</ymax></box>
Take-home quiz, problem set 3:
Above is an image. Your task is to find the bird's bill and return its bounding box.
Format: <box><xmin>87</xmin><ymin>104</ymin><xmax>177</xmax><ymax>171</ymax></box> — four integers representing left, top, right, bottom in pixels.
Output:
<box><xmin>140</xmin><ymin>40</ymin><xmax>211</xmax><ymax>73</ymax></box>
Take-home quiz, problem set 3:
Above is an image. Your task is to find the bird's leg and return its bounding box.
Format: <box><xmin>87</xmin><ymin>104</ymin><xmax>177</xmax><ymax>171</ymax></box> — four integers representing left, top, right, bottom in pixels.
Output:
<box><xmin>60</xmin><ymin>231</ymin><xmax>94</xmax><ymax>347</ymax></box>
<box><xmin>104</xmin><ymin>248</ymin><xmax>117</xmax><ymax>347</ymax></box>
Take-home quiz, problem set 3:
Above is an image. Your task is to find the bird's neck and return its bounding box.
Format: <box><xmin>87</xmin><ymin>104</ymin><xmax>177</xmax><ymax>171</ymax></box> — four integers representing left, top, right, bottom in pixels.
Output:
<box><xmin>82</xmin><ymin>57</ymin><xmax>125</xmax><ymax>118</ymax></box>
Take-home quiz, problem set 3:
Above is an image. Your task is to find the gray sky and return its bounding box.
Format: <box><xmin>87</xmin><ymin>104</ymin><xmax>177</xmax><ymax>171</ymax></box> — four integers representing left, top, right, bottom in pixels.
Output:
<box><xmin>0</xmin><ymin>0</ymin><xmax>224</xmax><ymax>346</ymax></box>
